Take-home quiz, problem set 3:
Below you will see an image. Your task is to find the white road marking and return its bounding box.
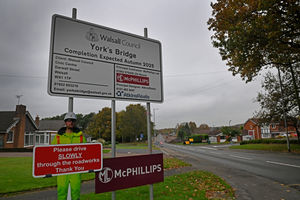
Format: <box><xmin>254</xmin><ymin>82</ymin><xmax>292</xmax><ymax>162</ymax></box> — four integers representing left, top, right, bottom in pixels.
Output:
<box><xmin>230</xmin><ymin>155</ymin><xmax>253</xmax><ymax>160</ymax></box>
<box><xmin>209</xmin><ymin>151</ymin><xmax>221</xmax><ymax>155</ymax></box>
<box><xmin>199</xmin><ymin>146</ymin><xmax>218</xmax><ymax>151</ymax></box>
<box><xmin>266</xmin><ymin>161</ymin><xmax>300</xmax><ymax>169</ymax></box>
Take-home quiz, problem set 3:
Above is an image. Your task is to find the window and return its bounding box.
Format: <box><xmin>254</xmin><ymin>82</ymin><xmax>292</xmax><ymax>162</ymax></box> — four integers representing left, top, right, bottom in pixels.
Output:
<box><xmin>46</xmin><ymin>135</ymin><xmax>49</xmax><ymax>144</ymax></box>
<box><xmin>24</xmin><ymin>131</ymin><xmax>34</xmax><ymax>146</ymax></box>
<box><xmin>7</xmin><ymin>131</ymin><xmax>14</xmax><ymax>143</ymax></box>
<box><xmin>40</xmin><ymin>135</ymin><xmax>45</xmax><ymax>144</ymax></box>
<box><xmin>261</xmin><ymin>124</ymin><xmax>270</xmax><ymax>138</ymax></box>
<box><xmin>36</xmin><ymin>135</ymin><xmax>40</xmax><ymax>144</ymax></box>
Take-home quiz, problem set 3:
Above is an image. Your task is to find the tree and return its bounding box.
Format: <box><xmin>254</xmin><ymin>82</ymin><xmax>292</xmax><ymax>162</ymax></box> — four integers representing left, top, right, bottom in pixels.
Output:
<box><xmin>208</xmin><ymin>0</ymin><xmax>300</xmax><ymax>112</ymax></box>
<box><xmin>188</xmin><ymin>121</ymin><xmax>197</xmax><ymax>133</ymax></box>
<box><xmin>76</xmin><ymin>112</ymin><xmax>95</xmax><ymax>131</ymax></box>
<box><xmin>255</xmin><ymin>71</ymin><xmax>300</xmax><ymax>142</ymax></box>
<box><xmin>221</xmin><ymin>126</ymin><xmax>241</xmax><ymax>141</ymax></box>
<box><xmin>85</xmin><ymin>107</ymin><xmax>111</xmax><ymax>140</ymax></box>
<box><xmin>118</xmin><ymin>104</ymin><xmax>149</xmax><ymax>142</ymax></box>
<box><xmin>208</xmin><ymin>0</ymin><xmax>300</xmax><ymax>80</ymax></box>
<box><xmin>198</xmin><ymin>124</ymin><xmax>210</xmax><ymax>130</ymax></box>
<box><xmin>176</xmin><ymin>122</ymin><xmax>191</xmax><ymax>141</ymax></box>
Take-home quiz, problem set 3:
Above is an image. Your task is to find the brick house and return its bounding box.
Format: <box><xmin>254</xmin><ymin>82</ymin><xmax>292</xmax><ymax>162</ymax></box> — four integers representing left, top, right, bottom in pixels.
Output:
<box><xmin>35</xmin><ymin>118</ymin><xmax>92</xmax><ymax>144</ymax></box>
<box><xmin>243</xmin><ymin>118</ymin><xmax>297</xmax><ymax>139</ymax></box>
<box><xmin>35</xmin><ymin>118</ymin><xmax>65</xmax><ymax>145</ymax></box>
<box><xmin>0</xmin><ymin>105</ymin><xmax>38</xmax><ymax>148</ymax></box>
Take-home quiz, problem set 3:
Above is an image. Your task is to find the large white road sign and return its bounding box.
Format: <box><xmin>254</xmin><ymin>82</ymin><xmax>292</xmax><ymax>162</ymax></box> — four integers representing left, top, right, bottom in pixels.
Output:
<box><xmin>48</xmin><ymin>15</ymin><xmax>163</xmax><ymax>102</ymax></box>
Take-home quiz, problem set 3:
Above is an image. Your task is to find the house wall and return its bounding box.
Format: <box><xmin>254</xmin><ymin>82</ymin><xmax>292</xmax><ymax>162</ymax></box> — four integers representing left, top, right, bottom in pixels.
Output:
<box><xmin>3</xmin><ymin>105</ymin><xmax>38</xmax><ymax>149</ymax></box>
<box><xmin>244</xmin><ymin>119</ymin><xmax>298</xmax><ymax>139</ymax></box>
<box><xmin>3</xmin><ymin>126</ymin><xmax>16</xmax><ymax>148</ymax></box>
<box><xmin>243</xmin><ymin>120</ymin><xmax>261</xmax><ymax>139</ymax></box>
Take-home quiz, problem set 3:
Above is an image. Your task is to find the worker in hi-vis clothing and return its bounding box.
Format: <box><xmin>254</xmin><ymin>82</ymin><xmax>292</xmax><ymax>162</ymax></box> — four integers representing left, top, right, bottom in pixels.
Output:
<box><xmin>51</xmin><ymin>112</ymin><xmax>86</xmax><ymax>200</ymax></box>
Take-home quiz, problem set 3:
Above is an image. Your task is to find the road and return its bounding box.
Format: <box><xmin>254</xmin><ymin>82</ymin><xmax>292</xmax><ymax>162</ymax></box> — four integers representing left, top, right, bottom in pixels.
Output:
<box><xmin>161</xmin><ymin>143</ymin><xmax>300</xmax><ymax>200</ymax></box>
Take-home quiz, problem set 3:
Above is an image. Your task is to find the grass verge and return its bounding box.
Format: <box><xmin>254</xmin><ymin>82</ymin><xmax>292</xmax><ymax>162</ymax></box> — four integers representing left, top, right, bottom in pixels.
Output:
<box><xmin>81</xmin><ymin>171</ymin><xmax>235</xmax><ymax>200</ymax></box>
<box><xmin>0</xmin><ymin>156</ymin><xmax>189</xmax><ymax>194</ymax></box>
<box><xmin>115</xmin><ymin>142</ymin><xmax>159</xmax><ymax>150</ymax></box>
<box><xmin>230</xmin><ymin>143</ymin><xmax>300</xmax><ymax>153</ymax></box>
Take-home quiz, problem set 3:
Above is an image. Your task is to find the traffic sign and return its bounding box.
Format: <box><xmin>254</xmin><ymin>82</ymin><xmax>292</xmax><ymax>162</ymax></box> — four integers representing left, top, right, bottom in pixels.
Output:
<box><xmin>33</xmin><ymin>143</ymin><xmax>102</xmax><ymax>178</ymax></box>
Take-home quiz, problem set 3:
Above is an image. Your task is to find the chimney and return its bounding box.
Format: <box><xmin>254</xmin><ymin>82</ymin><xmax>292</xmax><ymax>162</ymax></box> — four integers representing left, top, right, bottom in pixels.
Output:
<box><xmin>35</xmin><ymin>115</ymin><xmax>40</xmax><ymax>127</ymax></box>
<box><xmin>14</xmin><ymin>104</ymin><xmax>26</xmax><ymax>148</ymax></box>
<box><xmin>16</xmin><ymin>104</ymin><xmax>26</xmax><ymax>115</ymax></box>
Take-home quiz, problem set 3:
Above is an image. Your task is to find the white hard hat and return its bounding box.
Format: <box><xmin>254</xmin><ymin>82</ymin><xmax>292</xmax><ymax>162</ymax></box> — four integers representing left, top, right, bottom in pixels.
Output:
<box><xmin>64</xmin><ymin>112</ymin><xmax>77</xmax><ymax>121</ymax></box>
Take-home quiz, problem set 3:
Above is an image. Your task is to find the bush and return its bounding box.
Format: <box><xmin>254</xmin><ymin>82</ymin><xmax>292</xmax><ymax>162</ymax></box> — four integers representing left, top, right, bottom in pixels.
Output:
<box><xmin>188</xmin><ymin>134</ymin><xmax>209</xmax><ymax>143</ymax></box>
<box><xmin>240</xmin><ymin>139</ymin><xmax>299</xmax><ymax>145</ymax></box>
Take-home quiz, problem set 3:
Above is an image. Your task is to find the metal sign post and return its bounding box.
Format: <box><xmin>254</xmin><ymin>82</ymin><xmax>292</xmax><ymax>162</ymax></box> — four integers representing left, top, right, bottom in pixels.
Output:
<box><xmin>145</xmin><ymin>27</ymin><xmax>154</xmax><ymax>200</ymax></box>
<box><xmin>67</xmin><ymin>8</ymin><xmax>77</xmax><ymax>200</ymax></box>
<box><xmin>111</xmin><ymin>99</ymin><xmax>116</xmax><ymax>200</ymax></box>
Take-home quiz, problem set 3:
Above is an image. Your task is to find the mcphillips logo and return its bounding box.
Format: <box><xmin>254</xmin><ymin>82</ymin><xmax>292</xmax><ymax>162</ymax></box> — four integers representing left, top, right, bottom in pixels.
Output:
<box><xmin>116</xmin><ymin>73</ymin><xmax>149</xmax><ymax>86</ymax></box>
<box><xmin>98</xmin><ymin>167</ymin><xmax>114</xmax><ymax>183</ymax></box>
<box><xmin>85</xmin><ymin>28</ymin><xmax>99</xmax><ymax>42</ymax></box>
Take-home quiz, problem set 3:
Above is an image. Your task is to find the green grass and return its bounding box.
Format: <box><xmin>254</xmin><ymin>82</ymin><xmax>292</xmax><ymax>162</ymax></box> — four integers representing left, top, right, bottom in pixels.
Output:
<box><xmin>230</xmin><ymin>143</ymin><xmax>300</xmax><ymax>153</ymax></box>
<box><xmin>164</xmin><ymin>157</ymin><xmax>192</xmax><ymax>169</ymax></box>
<box><xmin>81</xmin><ymin>171</ymin><xmax>235</xmax><ymax>200</ymax></box>
<box><xmin>114</xmin><ymin>142</ymin><xmax>159</xmax><ymax>150</ymax></box>
<box><xmin>0</xmin><ymin>157</ymin><xmax>235</xmax><ymax>199</ymax></box>
<box><xmin>103</xmin><ymin>149</ymin><xmax>110</xmax><ymax>154</ymax></box>
<box><xmin>0</xmin><ymin>156</ymin><xmax>189</xmax><ymax>194</ymax></box>
<box><xmin>0</xmin><ymin>157</ymin><xmax>94</xmax><ymax>194</ymax></box>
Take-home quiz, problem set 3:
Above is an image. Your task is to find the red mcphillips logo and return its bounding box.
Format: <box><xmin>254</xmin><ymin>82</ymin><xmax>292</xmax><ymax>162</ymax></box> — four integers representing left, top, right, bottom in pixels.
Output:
<box><xmin>116</xmin><ymin>73</ymin><xmax>149</xmax><ymax>86</ymax></box>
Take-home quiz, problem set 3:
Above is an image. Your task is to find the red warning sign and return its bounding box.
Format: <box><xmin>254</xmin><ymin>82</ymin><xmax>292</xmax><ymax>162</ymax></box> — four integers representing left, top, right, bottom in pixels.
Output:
<box><xmin>33</xmin><ymin>143</ymin><xmax>102</xmax><ymax>178</ymax></box>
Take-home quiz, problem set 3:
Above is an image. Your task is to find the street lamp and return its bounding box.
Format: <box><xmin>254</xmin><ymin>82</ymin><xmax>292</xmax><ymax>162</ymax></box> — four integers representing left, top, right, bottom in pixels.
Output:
<box><xmin>153</xmin><ymin>108</ymin><xmax>159</xmax><ymax>137</ymax></box>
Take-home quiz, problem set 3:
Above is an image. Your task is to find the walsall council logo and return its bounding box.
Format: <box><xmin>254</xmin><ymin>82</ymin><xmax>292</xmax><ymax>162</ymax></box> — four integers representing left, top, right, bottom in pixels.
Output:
<box><xmin>98</xmin><ymin>167</ymin><xmax>114</xmax><ymax>183</ymax></box>
<box><xmin>85</xmin><ymin>28</ymin><xmax>99</xmax><ymax>42</ymax></box>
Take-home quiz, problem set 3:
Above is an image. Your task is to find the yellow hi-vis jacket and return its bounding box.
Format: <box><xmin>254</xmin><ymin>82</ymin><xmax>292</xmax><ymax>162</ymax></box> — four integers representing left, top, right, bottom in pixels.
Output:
<box><xmin>51</xmin><ymin>127</ymin><xmax>86</xmax><ymax>200</ymax></box>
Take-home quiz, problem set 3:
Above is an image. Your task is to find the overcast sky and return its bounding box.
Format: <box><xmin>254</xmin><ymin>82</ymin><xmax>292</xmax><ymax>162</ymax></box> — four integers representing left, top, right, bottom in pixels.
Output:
<box><xmin>0</xmin><ymin>0</ymin><xmax>263</xmax><ymax>129</ymax></box>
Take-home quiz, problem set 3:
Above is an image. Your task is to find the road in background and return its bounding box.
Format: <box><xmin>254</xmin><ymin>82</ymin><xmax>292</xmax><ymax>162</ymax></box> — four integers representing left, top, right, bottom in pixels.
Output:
<box><xmin>161</xmin><ymin>142</ymin><xmax>300</xmax><ymax>200</ymax></box>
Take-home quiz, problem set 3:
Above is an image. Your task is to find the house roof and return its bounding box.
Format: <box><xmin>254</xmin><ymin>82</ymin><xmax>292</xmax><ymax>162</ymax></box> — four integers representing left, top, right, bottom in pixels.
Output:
<box><xmin>0</xmin><ymin>111</ymin><xmax>18</xmax><ymax>133</ymax></box>
<box><xmin>38</xmin><ymin>120</ymin><xmax>65</xmax><ymax>131</ymax></box>
<box><xmin>0</xmin><ymin>110</ymin><xmax>38</xmax><ymax>133</ymax></box>
<box><xmin>244</xmin><ymin>118</ymin><xmax>259</xmax><ymax>125</ymax></box>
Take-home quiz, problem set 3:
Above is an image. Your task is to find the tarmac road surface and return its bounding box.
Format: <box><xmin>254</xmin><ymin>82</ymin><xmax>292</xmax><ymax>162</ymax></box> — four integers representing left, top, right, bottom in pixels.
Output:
<box><xmin>161</xmin><ymin>143</ymin><xmax>300</xmax><ymax>200</ymax></box>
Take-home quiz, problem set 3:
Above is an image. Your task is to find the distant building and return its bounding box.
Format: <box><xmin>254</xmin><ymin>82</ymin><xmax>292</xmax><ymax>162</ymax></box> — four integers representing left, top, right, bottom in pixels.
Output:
<box><xmin>35</xmin><ymin>118</ymin><xmax>92</xmax><ymax>144</ymax></box>
<box><xmin>0</xmin><ymin>105</ymin><xmax>38</xmax><ymax>148</ymax></box>
<box><xmin>0</xmin><ymin>105</ymin><xmax>92</xmax><ymax>149</ymax></box>
<box><xmin>243</xmin><ymin>118</ymin><xmax>297</xmax><ymax>139</ymax></box>
<box><xmin>35</xmin><ymin>118</ymin><xmax>65</xmax><ymax>145</ymax></box>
